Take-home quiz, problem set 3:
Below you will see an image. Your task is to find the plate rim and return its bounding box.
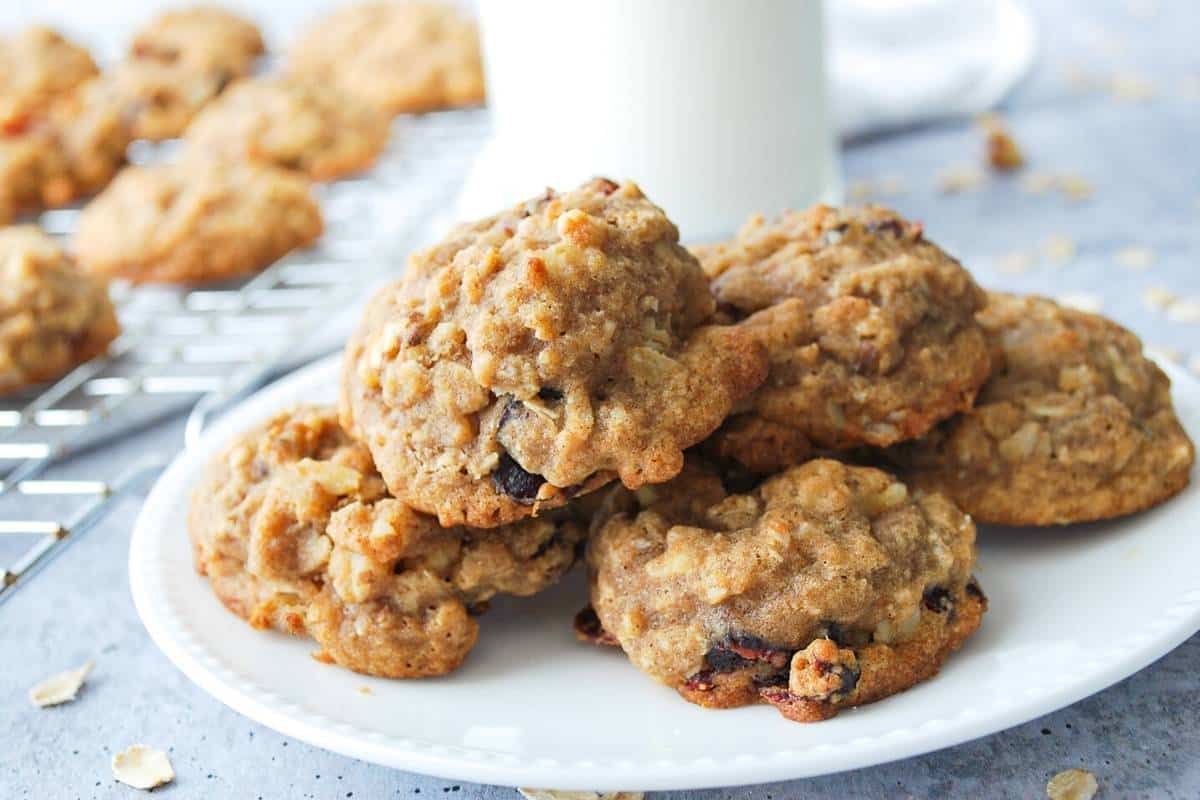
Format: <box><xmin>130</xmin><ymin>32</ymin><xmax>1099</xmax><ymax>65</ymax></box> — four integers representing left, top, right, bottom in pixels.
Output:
<box><xmin>129</xmin><ymin>354</ymin><xmax>1200</xmax><ymax>791</ymax></box>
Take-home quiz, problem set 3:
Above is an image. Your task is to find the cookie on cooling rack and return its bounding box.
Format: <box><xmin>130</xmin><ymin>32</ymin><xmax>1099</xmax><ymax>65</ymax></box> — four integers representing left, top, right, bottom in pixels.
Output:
<box><xmin>694</xmin><ymin>205</ymin><xmax>992</xmax><ymax>472</ymax></box>
<box><xmin>111</xmin><ymin>5</ymin><xmax>264</xmax><ymax>141</ymax></box>
<box><xmin>288</xmin><ymin>2</ymin><xmax>485</xmax><ymax>115</ymax></box>
<box><xmin>340</xmin><ymin>178</ymin><xmax>768</xmax><ymax>528</ymax></box>
<box><xmin>582</xmin><ymin>457</ymin><xmax>985</xmax><ymax>722</ymax></box>
<box><xmin>188</xmin><ymin>404</ymin><xmax>585</xmax><ymax>678</ymax></box>
<box><xmin>888</xmin><ymin>292</ymin><xmax>1195</xmax><ymax>526</ymax></box>
<box><xmin>74</xmin><ymin>156</ymin><xmax>323</xmax><ymax>285</ymax></box>
<box><xmin>184</xmin><ymin>76</ymin><xmax>390</xmax><ymax>181</ymax></box>
<box><xmin>0</xmin><ymin>226</ymin><xmax>119</xmax><ymax>395</ymax></box>
<box><xmin>0</xmin><ymin>26</ymin><xmax>98</xmax><ymax>133</ymax></box>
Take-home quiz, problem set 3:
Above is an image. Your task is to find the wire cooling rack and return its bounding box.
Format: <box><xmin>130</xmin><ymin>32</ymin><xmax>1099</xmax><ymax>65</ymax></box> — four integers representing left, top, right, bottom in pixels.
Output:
<box><xmin>0</xmin><ymin>109</ymin><xmax>490</xmax><ymax>602</ymax></box>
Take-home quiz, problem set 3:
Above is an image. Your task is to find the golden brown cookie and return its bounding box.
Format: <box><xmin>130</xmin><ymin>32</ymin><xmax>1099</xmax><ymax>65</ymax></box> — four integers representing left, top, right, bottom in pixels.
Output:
<box><xmin>288</xmin><ymin>2</ymin><xmax>484</xmax><ymax>115</ymax></box>
<box><xmin>0</xmin><ymin>26</ymin><xmax>98</xmax><ymax>134</ymax></box>
<box><xmin>112</xmin><ymin>6</ymin><xmax>264</xmax><ymax>141</ymax></box>
<box><xmin>184</xmin><ymin>76</ymin><xmax>389</xmax><ymax>180</ymax></box>
<box><xmin>188</xmin><ymin>405</ymin><xmax>585</xmax><ymax>678</ymax></box>
<box><xmin>74</xmin><ymin>157</ymin><xmax>323</xmax><ymax>284</ymax></box>
<box><xmin>130</xmin><ymin>5</ymin><xmax>265</xmax><ymax>77</ymax></box>
<box><xmin>0</xmin><ymin>226</ymin><xmax>119</xmax><ymax>394</ymax></box>
<box><xmin>696</xmin><ymin>205</ymin><xmax>992</xmax><ymax>471</ymax></box>
<box><xmin>0</xmin><ymin>131</ymin><xmax>70</xmax><ymax>224</ymax></box>
<box><xmin>889</xmin><ymin>293</ymin><xmax>1195</xmax><ymax>526</ymax></box>
<box><xmin>583</xmin><ymin>458</ymin><xmax>985</xmax><ymax>722</ymax></box>
<box><xmin>340</xmin><ymin>178</ymin><xmax>769</xmax><ymax>529</ymax></box>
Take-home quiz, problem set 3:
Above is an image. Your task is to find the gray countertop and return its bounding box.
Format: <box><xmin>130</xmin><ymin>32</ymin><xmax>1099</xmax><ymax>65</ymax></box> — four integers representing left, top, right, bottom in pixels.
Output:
<box><xmin>4</xmin><ymin>1</ymin><xmax>1200</xmax><ymax>797</ymax></box>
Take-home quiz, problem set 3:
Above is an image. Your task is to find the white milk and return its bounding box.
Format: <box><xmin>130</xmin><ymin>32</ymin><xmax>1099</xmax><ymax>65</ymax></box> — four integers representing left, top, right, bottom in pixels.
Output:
<box><xmin>459</xmin><ymin>0</ymin><xmax>841</xmax><ymax>242</ymax></box>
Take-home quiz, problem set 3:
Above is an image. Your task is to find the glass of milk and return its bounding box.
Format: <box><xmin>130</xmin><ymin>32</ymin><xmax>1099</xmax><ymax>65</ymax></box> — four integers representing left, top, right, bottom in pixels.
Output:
<box><xmin>459</xmin><ymin>0</ymin><xmax>841</xmax><ymax>242</ymax></box>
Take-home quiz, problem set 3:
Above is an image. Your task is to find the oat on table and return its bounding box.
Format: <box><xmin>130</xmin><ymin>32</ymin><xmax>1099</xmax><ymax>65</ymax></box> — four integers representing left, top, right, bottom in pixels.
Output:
<box><xmin>288</xmin><ymin>1</ymin><xmax>485</xmax><ymax>115</ymax></box>
<box><xmin>340</xmin><ymin>178</ymin><xmax>768</xmax><ymax>529</ymax></box>
<box><xmin>0</xmin><ymin>226</ymin><xmax>119</xmax><ymax>395</ymax></box>
<box><xmin>889</xmin><ymin>292</ymin><xmax>1195</xmax><ymax>526</ymax></box>
<box><xmin>185</xmin><ymin>76</ymin><xmax>390</xmax><ymax>180</ymax></box>
<box><xmin>0</xmin><ymin>26</ymin><xmax>98</xmax><ymax>134</ymax></box>
<box><xmin>583</xmin><ymin>457</ymin><xmax>985</xmax><ymax>722</ymax></box>
<box><xmin>74</xmin><ymin>156</ymin><xmax>323</xmax><ymax>285</ymax></box>
<box><xmin>694</xmin><ymin>205</ymin><xmax>992</xmax><ymax>472</ymax></box>
<box><xmin>189</xmin><ymin>405</ymin><xmax>585</xmax><ymax>678</ymax></box>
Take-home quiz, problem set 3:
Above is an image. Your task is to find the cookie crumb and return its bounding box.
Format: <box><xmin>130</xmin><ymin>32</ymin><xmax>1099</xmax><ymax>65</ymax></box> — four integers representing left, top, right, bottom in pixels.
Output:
<box><xmin>518</xmin><ymin>791</ymin><xmax>643</xmax><ymax>800</ymax></box>
<box><xmin>29</xmin><ymin>660</ymin><xmax>94</xmax><ymax>707</ymax></box>
<box><xmin>357</xmin><ymin>686</ymin><xmax>373</xmax><ymax>695</ymax></box>
<box><xmin>1057</xmin><ymin>292</ymin><xmax>1104</xmax><ymax>313</ymax></box>
<box><xmin>1166</xmin><ymin>297</ymin><xmax>1200</xmax><ymax>324</ymax></box>
<box><xmin>1043</xmin><ymin>235</ymin><xmax>1077</xmax><ymax>265</ymax></box>
<box><xmin>1046</xmin><ymin>768</ymin><xmax>1098</xmax><ymax>800</ymax></box>
<box><xmin>1115</xmin><ymin>246</ymin><xmax>1154</xmax><ymax>270</ymax></box>
<box><xmin>978</xmin><ymin>114</ymin><xmax>1024</xmax><ymax>171</ymax></box>
<box><xmin>1142</xmin><ymin>285</ymin><xmax>1177</xmax><ymax>311</ymax></box>
<box><xmin>937</xmin><ymin>164</ymin><xmax>985</xmax><ymax>194</ymax></box>
<box><xmin>111</xmin><ymin>744</ymin><xmax>175</xmax><ymax>790</ymax></box>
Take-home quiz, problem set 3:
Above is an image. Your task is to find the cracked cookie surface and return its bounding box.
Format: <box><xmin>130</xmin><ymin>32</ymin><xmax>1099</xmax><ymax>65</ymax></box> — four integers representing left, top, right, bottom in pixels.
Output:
<box><xmin>584</xmin><ymin>458</ymin><xmax>984</xmax><ymax>721</ymax></box>
<box><xmin>695</xmin><ymin>205</ymin><xmax>991</xmax><ymax>470</ymax></box>
<box><xmin>0</xmin><ymin>226</ymin><xmax>118</xmax><ymax>394</ymax></box>
<box><xmin>75</xmin><ymin>156</ymin><xmax>322</xmax><ymax>284</ymax></box>
<box><xmin>288</xmin><ymin>1</ymin><xmax>484</xmax><ymax>114</ymax></box>
<box><xmin>185</xmin><ymin>76</ymin><xmax>389</xmax><ymax>180</ymax></box>
<box><xmin>341</xmin><ymin>178</ymin><xmax>768</xmax><ymax>528</ymax></box>
<box><xmin>889</xmin><ymin>292</ymin><xmax>1195</xmax><ymax>526</ymax></box>
<box><xmin>188</xmin><ymin>405</ymin><xmax>585</xmax><ymax>678</ymax></box>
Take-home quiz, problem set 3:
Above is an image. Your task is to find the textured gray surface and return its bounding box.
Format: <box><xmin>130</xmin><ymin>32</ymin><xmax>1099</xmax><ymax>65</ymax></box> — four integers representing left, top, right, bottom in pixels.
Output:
<box><xmin>4</xmin><ymin>1</ymin><xmax>1200</xmax><ymax>797</ymax></box>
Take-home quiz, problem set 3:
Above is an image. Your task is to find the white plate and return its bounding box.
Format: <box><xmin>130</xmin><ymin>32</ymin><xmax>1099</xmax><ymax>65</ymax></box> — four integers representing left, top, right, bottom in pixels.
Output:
<box><xmin>130</xmin><ymin>354</ymin><xmax>1200</xmax><ymax>792</ymax></box>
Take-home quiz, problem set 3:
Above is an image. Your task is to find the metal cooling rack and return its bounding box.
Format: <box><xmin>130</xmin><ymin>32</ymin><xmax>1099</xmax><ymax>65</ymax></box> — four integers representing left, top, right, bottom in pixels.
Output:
<box><xmin>0</xmin><ymin>109</ymin><xmax>490</xmax><ymax>603</ymax></box>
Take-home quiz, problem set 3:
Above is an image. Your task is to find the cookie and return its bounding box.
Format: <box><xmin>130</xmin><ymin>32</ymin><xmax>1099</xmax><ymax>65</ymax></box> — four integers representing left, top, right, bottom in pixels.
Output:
<box><xmin>113</xmin><ymin>6</ymin><xmax>264</xmax><ymax>141</ymax></box>
<box><xmin>184</xmin><ymin>76</ymin><xmax>389</xmax><ymax>180</ymax></box>
<box><xmin>340</xmin><ymin>178</ymin><xmax>769</xmax><ymax>528</ymax></box>
<box><xmin>0</xmin><ymin>226</ymin><xmax>119</xmax><ymax>394</ymax></box>
<box><xmin>188</xmin><ymin>405</ymin><xmax>585</xmax><ymax>678</ymax></box>
<box><xmin>74</xmin><ymin>156</ymin><xmax>323</xmax><ymax>284</ymax></box>
<box><xmin>695</xmin><ymin>205</ymin><xmax>992</xmax><ymax>470</ymax></box>
<box><xmin>129</xmin><ymin>5</ymin><xmax>265</xmax><ymax>78</ymax></box>
<box><xmin>288</xmin><ymin>2</ymin><xmax>484</xmax><ymax>115</ymax></box>
<box><xmin>0</xmin><ymin>131</ymin><xmax>70</xmax><ymax>224</ymax></box>
<box><xmin>0</xmin><ymin>27</ymin><xmax>98</xmax><ymax>134</ymax></box>
<box><xmin>889</xmin><ymin>293</ymin><xmax>1195</xmax><ymax>526</ymax></box>
<box><xmin>583</xmin><ymin>458</ymin><xmax>985</xmax><ymax>722</ymax></box>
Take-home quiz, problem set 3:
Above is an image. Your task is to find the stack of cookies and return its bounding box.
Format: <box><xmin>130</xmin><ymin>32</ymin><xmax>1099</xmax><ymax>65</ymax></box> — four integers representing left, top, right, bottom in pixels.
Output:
<box><xmin>187</xmin><ymin>177</ymin><xmax>1196</xmax><ymax>723</ymax></box>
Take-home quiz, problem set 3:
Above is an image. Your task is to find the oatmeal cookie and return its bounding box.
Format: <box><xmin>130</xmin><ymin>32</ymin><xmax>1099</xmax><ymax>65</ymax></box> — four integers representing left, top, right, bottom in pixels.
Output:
<box><xmin>0</xmin><ymin>131</ymin><xmax>70</xmax><ymax>224</ymax></box>
<box><xmin>0</xmin><ymin>27</ymin><xmax>98</xmax><ymax>134</ymax></box>
<box><xmin>185</xmin><ymin>76</ymin><xmax>389</xmax><ymax>180</ymax></box>
<box><xmin>107</xmin><ymin>59</ymin><xmax>229</xmax><ymax>141</ymax></box>
<box><xmin>889</xmin><ymin>293</ymin><xmax>1195</xmax><ymax>525</ymax></box>
<box><xmin>696</xmin><ymin>205</ymin><xmax>991</xmax><ymax>470</ymax></box>
<box><xmin>288</xmin><ymin>2</ymin><xmax>484</xmax><ymax>115</ymax></box>
<box><xmin>130</xmin><ymin>5</ymin><xmax>264</xmax><ymax>78</ymax></box>
<box><xmin>189</xmin><ymin>405</ymin><xmax>586</xmax><ymax>678</ymax></box>
<box><xmin>341</xmin><ymin>178</ymin><xmax>769</xmax><ymax>528</ymax></box>
<box><xmin>74</xmin><ymin>156</ymin><xmax>323</xmax><ymax>284</ymax></box>
<box><xmin>0</xmin><ymin>226</ymin><xmax>119</xmax><ymax>394</ymax></box>
<box><xmin>583</xmin><ymin>458</ymin><xmax>985</xmax><ymax>722</ymax></box>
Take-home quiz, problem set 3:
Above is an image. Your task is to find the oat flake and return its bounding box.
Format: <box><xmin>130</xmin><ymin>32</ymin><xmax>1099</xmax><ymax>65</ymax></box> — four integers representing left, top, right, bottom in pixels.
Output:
<box><xmin>1043</xmin><ymin>235</ymin><xmax>1077</xmax><ymax>264</ymax></box>
<box><xmin>111</xmin><ymin>744</ymin><xmax>175</xmax><ymax>790</ymax></box>
<box><xmin>1046</xmin><ymin>768</ymin><xmax>1098</xmax><ymax>800</ymax></box>
<box><xmin>937</xmin><ymin>165</ymin><xmax>984</xmax><ymax>194</ymax></box>
<box><xmin>995</xmin><ymin>252</ymin><xmax>1034</xmax><ymax>274</ymax></box>
<box><xmin>28</xmin><ymin>660</ymin><xmax>94</xmax><ymax>707</ymax></box>
<box><xmin>518</xmin><ymin>791</ymin><xmax>644</xmax><ymax>800</ymax></box>
<box><xmin>1166</xmin><ymin>298</ymin><xmax>1200</xmax><ymax>324</ymax></box>
<box><xmin>1142</xmin><ymin>285</ymin><xmax>1177</xmax><ymax>310</ymax></box>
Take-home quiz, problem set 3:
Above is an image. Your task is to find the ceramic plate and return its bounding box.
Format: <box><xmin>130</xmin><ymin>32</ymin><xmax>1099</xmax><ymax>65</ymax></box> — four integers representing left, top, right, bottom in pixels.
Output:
<box><xmin>130</xmin><ymin>354</ymin><xmax>1200</xmax><ymax>791</ymax></box>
